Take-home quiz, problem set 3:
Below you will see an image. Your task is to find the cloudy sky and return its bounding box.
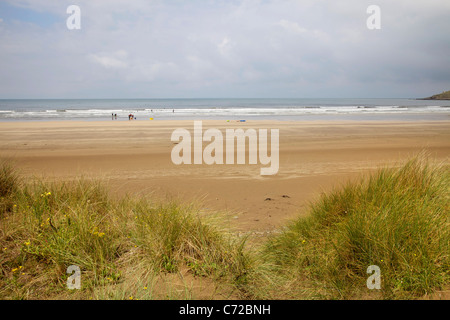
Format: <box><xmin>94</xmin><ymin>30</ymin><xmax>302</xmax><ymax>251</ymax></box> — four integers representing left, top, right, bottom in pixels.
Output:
<box><xmin>0</xmin><ymin>0</ymin><xmax>449</xmax><ymax>99</ymax></box>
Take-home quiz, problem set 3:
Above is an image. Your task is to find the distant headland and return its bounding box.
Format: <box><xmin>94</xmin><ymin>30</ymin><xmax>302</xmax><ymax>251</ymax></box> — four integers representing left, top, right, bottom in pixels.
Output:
<box><xmin>419</xmin><ymin>90</ymin><xmax>450</xmax><ymax>100</ymax></box>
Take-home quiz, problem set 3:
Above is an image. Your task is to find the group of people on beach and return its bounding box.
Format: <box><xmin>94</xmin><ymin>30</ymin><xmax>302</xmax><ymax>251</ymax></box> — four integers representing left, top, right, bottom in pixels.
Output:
<box><xmin>111</xmin><ymin>113</ymin><xmax>137</xmax><ymax>120</ymax></box>
<box><xmin>111</xmin><ymin>109</ymin><xmax>175</xmax><ymax>120</ymax></box>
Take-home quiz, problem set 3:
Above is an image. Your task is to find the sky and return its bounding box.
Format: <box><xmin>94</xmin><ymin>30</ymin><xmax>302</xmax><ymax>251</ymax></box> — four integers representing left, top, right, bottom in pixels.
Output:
<box><xmin>0</xmin><ymin>0</ymin><xmax>449</xmax><ymax>99</ymax></box>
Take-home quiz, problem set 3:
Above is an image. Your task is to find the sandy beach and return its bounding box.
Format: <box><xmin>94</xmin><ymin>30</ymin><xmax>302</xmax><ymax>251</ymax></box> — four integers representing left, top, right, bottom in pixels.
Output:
<box><xmin>1</xmin><ymin>119</ymin><xmax>449</xmax><ymax>234</ymax></box>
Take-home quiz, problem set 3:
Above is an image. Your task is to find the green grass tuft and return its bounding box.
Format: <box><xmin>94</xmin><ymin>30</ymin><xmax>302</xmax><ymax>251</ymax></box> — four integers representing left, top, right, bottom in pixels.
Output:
<box><xmin>262</xmin><ymin>154</ymin><xmax>449</xmax><ymax>299</ymax></box>
<box><xmin>0</xmin><ymin>171</ymin><xmax>250</xmax><ymax>299</ymax></box>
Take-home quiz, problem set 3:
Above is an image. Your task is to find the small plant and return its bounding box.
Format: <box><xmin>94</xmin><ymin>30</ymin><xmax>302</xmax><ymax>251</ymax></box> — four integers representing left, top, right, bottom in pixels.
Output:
<box><xmin>0</xmin><ymin>162</ymin><xmax>18</xmax><ymax>198</ymax></box>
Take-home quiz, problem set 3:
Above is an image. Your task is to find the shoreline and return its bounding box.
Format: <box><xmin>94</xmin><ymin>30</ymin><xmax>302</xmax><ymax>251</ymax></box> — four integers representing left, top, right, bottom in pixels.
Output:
<box><xmin>0</xmin><ymin>118</ymin><xmax>449</xmax><ymax>124</ymax></box>
<box><xmin>1</xmin><ymin>112</ymin><xmax>449</xmax><ymax>123</ymax></box>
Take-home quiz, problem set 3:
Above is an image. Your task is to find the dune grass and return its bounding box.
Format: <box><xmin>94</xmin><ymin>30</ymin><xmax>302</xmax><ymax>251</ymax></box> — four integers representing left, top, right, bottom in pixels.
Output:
<box><xmin>259</xmin><ymin>155</ymin><xmax>449</xmax><ymax>299</ymax></box>
<box><xmin>0</xmin><ymin>155</ymin><xmax>448</xmax><ymax>299</ymax></box>
<box><xmin>0</xmin><ymin>166</ymin><xmax>250</xmax><ymax>299</ymax></box>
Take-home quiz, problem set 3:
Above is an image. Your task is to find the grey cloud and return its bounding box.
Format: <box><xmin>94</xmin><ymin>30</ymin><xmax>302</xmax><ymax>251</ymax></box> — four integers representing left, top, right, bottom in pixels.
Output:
<box><xmin>0</xmin><ymin>0</ymin><xmax>449</xmax><ymax>98</ymax></box>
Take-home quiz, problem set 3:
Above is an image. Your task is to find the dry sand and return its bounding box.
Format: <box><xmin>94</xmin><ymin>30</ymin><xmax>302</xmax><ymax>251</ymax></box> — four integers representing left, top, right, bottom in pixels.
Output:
<box><xmin>1</xmin><ymin>119</ymin><xmax>449</xmax><ymax>234</ymax></box>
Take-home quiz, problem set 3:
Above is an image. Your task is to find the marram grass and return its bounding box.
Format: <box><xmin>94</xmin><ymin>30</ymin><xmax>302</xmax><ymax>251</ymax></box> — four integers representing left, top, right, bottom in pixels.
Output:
<box><xmin>0</xmin><ymin>154</ymin><xmax>448</xmax><ymax>299</ymax></box>
<box><xmin>261</xmin><ymin>155</ymin><xmax>449</xmax><ymax>299</ymax></box>
<box><xmin>0</xmin><ymin>171</ymin><xmax>249</xmax><ymax>300</ymax></box>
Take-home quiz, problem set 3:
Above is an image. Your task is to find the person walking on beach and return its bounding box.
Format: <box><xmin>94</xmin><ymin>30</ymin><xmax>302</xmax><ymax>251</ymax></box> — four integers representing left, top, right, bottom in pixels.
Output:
<box><xmin>112</xmin><ymin>113</ymin><xmax>114</xmax><ymax>120</ymax></box>
<box><xmin>114</xmin><ymin>114</ymin><xmax>117</xmax><ymax>120</ymax></box>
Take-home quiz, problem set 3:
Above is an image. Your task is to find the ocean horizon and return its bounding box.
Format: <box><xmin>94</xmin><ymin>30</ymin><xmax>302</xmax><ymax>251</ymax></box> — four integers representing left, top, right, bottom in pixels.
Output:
<box><xmin>0</xmin><ymin>98</ymin><xmax>449</xmax><ymax>122</ymax></box>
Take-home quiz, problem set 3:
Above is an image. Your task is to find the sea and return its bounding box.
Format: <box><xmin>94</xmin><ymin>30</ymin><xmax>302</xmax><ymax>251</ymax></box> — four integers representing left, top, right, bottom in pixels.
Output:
<box><xmin>0</xmin><ymin>98</ymin><xmax>449</xmax><ymax>122</ymax></box>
